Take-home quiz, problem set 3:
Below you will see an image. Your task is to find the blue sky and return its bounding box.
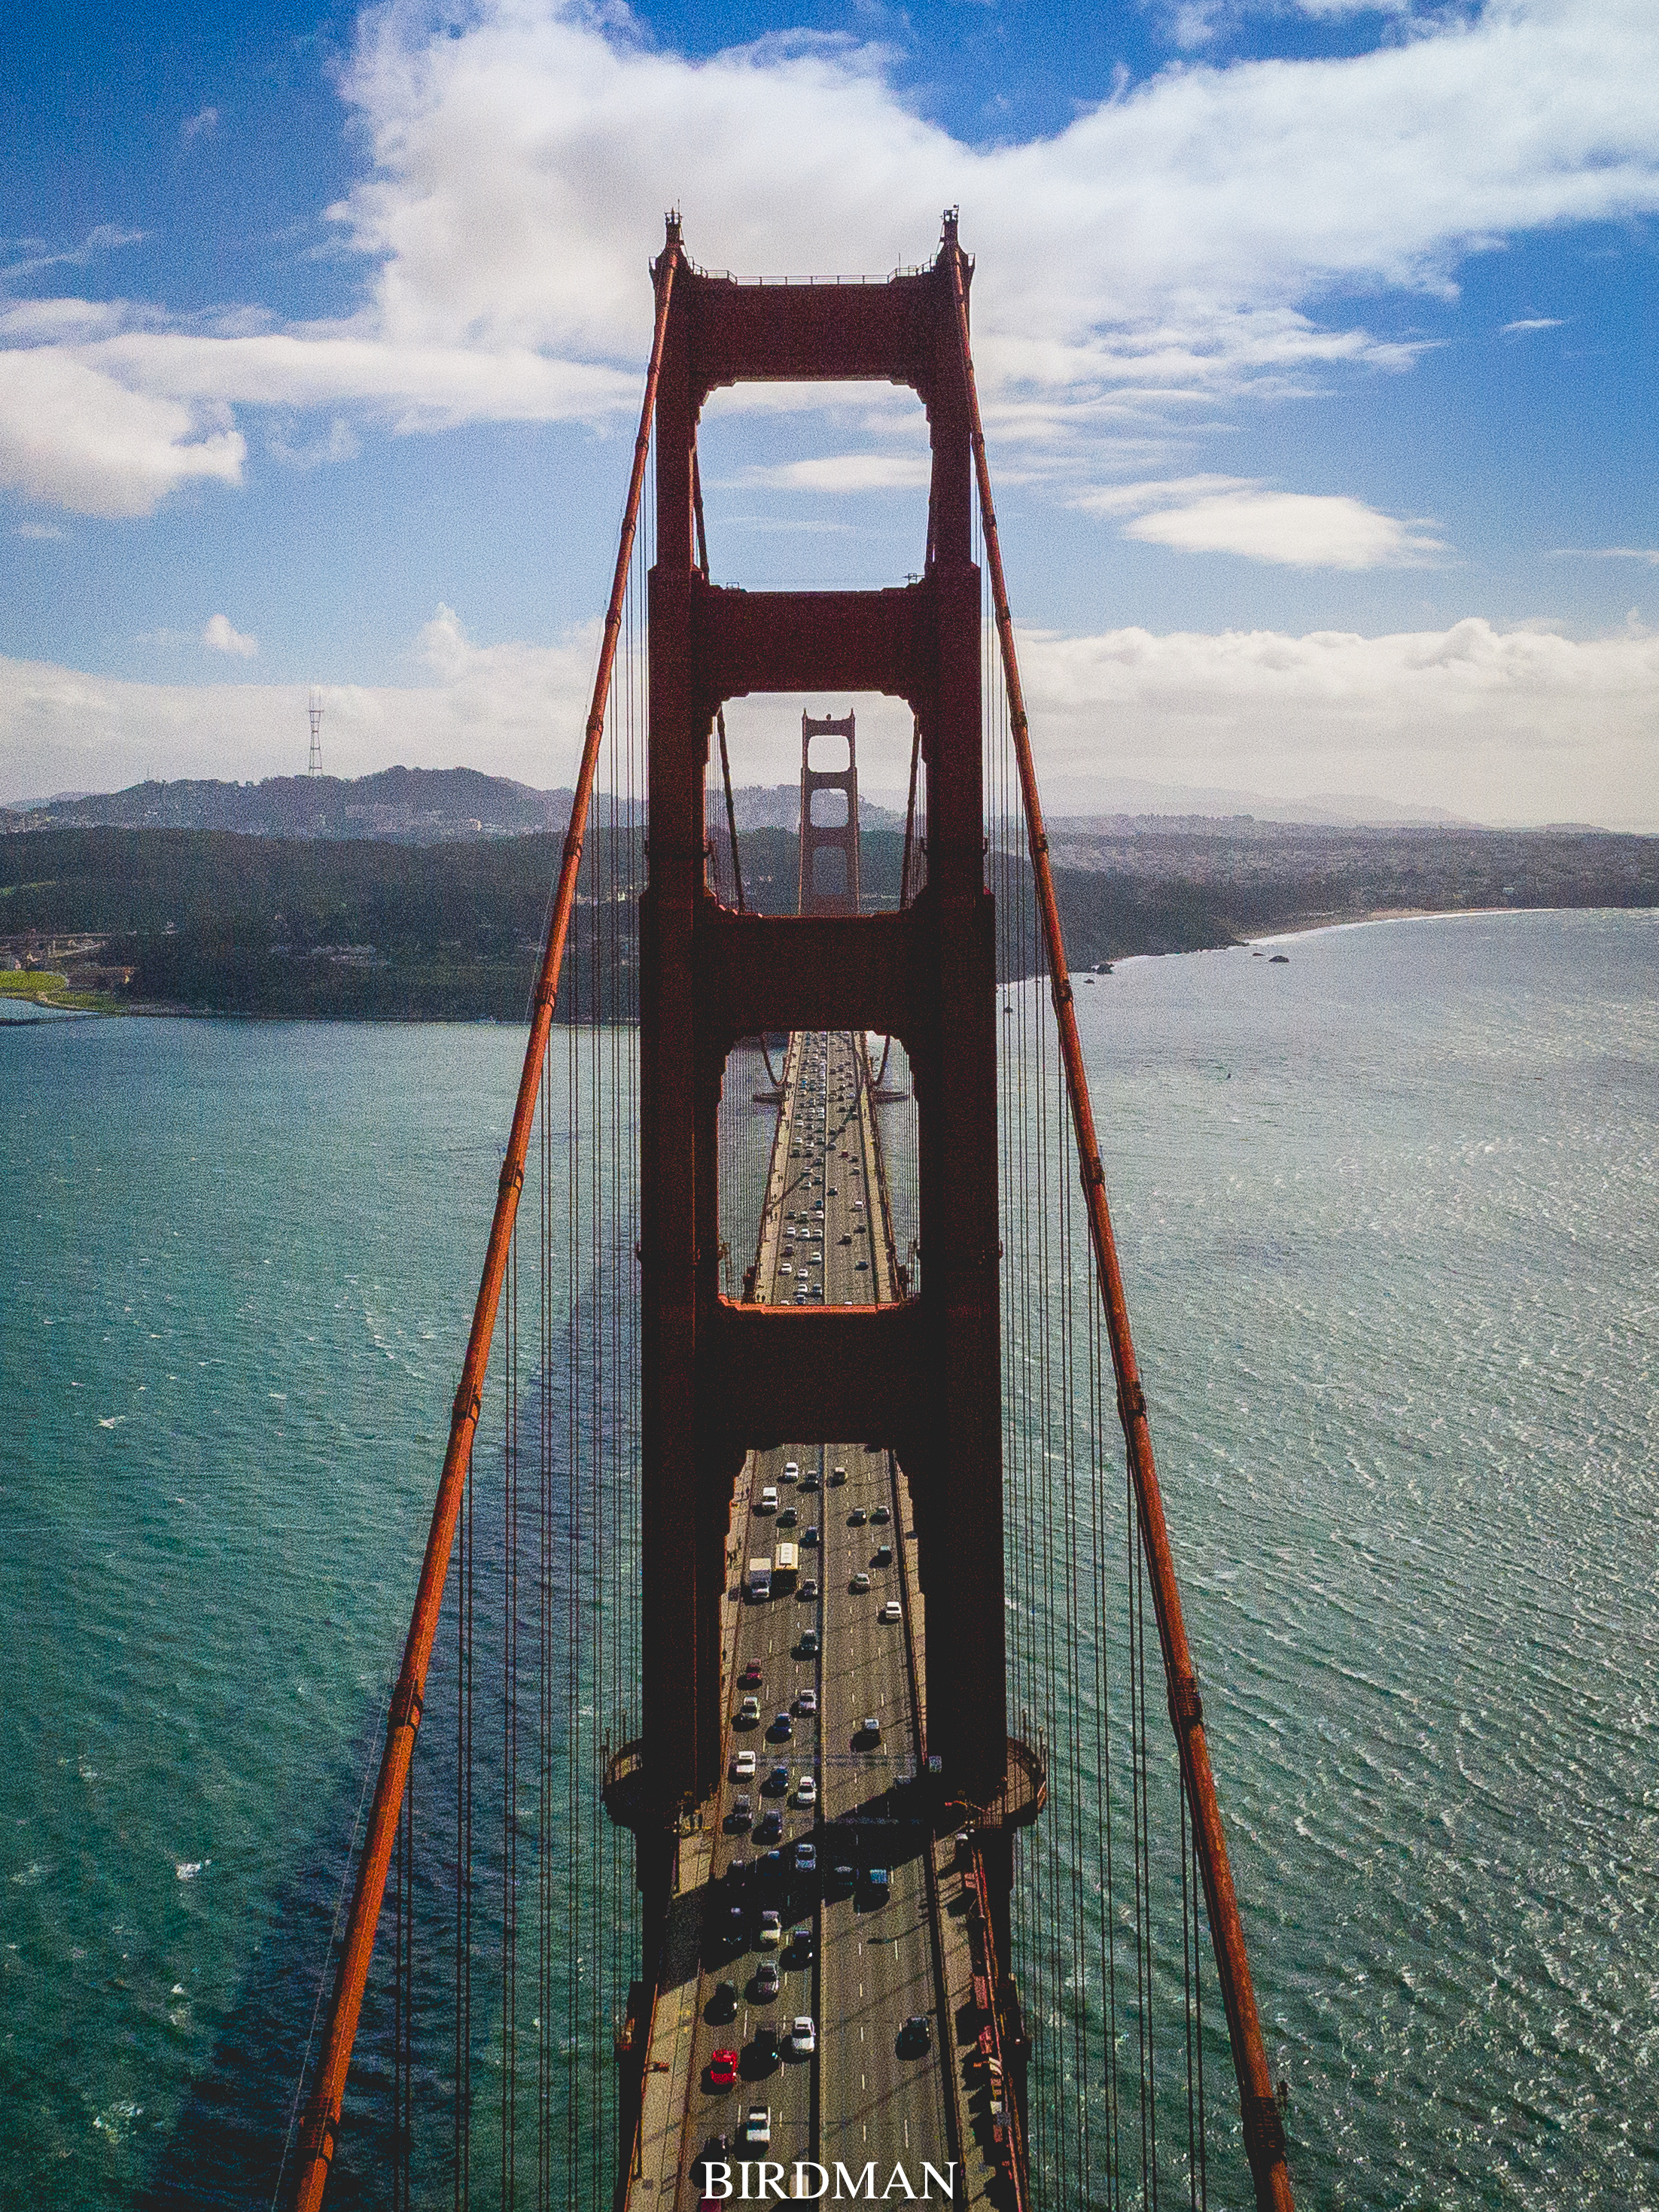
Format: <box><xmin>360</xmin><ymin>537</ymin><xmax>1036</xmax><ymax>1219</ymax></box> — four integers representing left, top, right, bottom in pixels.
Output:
<box><xmin>2</xmin><ymin>0</ymin><xmax>1657</xmax><ymax>823</ymax></box>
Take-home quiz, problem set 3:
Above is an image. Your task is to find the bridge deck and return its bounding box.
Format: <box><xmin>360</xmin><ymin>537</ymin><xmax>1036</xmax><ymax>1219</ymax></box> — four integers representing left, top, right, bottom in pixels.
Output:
<box><xmin>625</xmin><ymin>1030</ymin><xmax>1004</xmax><ymax>2207</ymax></box>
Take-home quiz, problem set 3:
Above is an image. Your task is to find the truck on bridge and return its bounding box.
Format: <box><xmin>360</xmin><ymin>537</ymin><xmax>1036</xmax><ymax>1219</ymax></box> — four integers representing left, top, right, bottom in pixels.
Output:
<box><xmin>746</xmin><ymin>1556</ymin><xmax>772</xmax><ymax>1600</ymax></box>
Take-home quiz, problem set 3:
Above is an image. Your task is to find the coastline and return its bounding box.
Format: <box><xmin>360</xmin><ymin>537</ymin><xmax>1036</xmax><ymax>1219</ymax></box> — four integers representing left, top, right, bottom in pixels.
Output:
<box><xmin>1238</xmin><ymin>902</ymin><xmax>1651</xmax><ymax>948</ymax></box>
<box><xmin>8</xmin><ymin>905</ymin><xmax>1653</xmax><ymax>1026</ymax></box>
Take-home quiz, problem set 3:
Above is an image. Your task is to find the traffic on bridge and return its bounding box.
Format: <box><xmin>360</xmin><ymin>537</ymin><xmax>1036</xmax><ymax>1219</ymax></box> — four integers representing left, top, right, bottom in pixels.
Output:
<box><xmin>625</xmin><ymin>1024</ymin><xmax>997</xmax><ymax>2204</ymax></box>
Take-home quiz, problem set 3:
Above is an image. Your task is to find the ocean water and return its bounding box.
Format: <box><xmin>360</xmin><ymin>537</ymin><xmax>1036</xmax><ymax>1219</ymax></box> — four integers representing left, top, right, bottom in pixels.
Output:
<box><xmin>1</xmin><ymin>911</ymin><xmax>1654</xmax><ymax>2207</ymax></box>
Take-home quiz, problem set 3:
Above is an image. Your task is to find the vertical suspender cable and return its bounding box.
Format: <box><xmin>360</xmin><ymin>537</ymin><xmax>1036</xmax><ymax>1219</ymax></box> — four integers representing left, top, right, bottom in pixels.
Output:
<box><xmin>283</xmin><ymin>236</ymin><xmax>679</xmax><ymax>2212</ymax></box>
<box><xmin>944</xmin><ymin>232</ymin><xmax>1293</xmax><ymax>2212</ymax></box>
<box><xmin>692</xmin><ymin>449</ymin><xmax>745</xmax><ymax>915</ymax></box>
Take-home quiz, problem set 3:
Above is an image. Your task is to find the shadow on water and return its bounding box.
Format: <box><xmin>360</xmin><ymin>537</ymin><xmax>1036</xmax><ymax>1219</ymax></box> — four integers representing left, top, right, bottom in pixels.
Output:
<box><xmin>135</xmin><ymin>1683</ymin><xmax>408</xmax><ymax>2212</ymax></box>
<box><xmin>142</xmin><ymin>1352</ymin><xmax>635</xmax><ymax>2212</ymax></box>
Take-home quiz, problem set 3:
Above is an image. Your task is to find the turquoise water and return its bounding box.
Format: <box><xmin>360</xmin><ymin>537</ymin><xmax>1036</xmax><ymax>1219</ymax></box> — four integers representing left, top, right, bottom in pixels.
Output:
<box><xmin>2</xmin><ymin>911</ymin><xmax>1655</xmax><ymax>2207</ymax></box>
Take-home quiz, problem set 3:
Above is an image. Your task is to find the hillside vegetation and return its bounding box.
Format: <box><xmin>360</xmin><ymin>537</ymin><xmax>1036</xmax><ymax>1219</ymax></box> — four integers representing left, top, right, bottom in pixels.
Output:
<box><xmin>2</xmin><ymin>822</ymin><xmax>1652</xmax><ymax>1020</ymax></box>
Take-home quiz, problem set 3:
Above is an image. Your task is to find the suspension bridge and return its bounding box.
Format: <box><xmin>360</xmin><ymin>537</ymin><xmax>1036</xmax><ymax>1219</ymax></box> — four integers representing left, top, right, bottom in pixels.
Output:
<box><xmin>277</xmin><ymin>213</ymin><xmax>1293</xmax><ymax>2211</ymax></box>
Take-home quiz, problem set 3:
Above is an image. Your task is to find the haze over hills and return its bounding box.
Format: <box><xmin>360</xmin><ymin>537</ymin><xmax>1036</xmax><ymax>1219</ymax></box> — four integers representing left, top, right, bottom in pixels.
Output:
<box><xmin>0</xmin><ymin>767</ymin><xmax>575</xmax><ymax>841</ymax></box>
<box><xmin>4</xmin><ymin>765</ymin><xmax>1480</xmax><ymax>840</ymax></box>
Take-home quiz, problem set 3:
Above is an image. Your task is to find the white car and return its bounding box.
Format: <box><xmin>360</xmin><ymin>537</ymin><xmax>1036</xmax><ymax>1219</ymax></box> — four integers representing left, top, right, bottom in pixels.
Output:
<box><xmin>796</xmin><ymin>1775</ymin><xmax>818</xmax><ymax>1808</ymax></box>
<box><xmin>758</xmin><ymin>1909</ymin><xmax>783</xmax><ymax>1949</ymax></box>
<box><xmin>880</xmin><ymin>1599</ymin><xmax>902</xmax><ymax>1623</ymax></box>
<box><xmin>732</xmin><ymin>1749</ymin><xmax>756</xmax><ymax>1780</ymax></box>
<box><xmin>790</xmin><ymin>2016</ymin><xmax>817</xmax><ymax>2056</ymax></box>
<box><xmin>744</xmin><ymin>2106</ymin><xmax>772</xmax><ymax>2147</ymax></box>
<box><xmin>860</xmin><ymin>1715</ymin><xmax>882</xmax><ymax>1742</ymax></box>
<box><xmin>780</xmin><ymin>1262</ymin><xmax>793</xmax><ymax>1277</ymax></box>
<box><xmin>796</xmin><ymin>1688</ymin><xmax>818</xmax><ymax>1715</ymax></box>
<box><xmin>851</xmin><ymin>1570</ymin><xmax>870</xmax><ymax>1593</ymax></box>
<box><xmin>783</xmin><ymin>1461</ymin><xmax>799</xmax><ymax>1481</ymax></box>
<box><xmin>758</xmin><ymin>1486</ymin><xmax>778</xmax><ymax>1512</ymax></box>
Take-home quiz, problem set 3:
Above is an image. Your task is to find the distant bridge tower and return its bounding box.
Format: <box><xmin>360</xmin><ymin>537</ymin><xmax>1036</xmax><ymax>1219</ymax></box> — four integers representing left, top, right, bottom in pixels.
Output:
<box><xmin>797</xmin><ymin>709</ymin><xmax>861</xmax><ymax>915</ymax></box>
<box><xmin>307</xmin><ymin>689</ymin><xmax>324</xmax><ymax>777</ymax></box>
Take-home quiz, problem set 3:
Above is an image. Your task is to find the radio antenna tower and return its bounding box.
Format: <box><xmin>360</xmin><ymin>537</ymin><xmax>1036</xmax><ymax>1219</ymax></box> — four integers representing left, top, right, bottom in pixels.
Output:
<box><xmin>306</xmin><ymin>689</ymin><xmax>324</xmax><ymax>777</ymax></box>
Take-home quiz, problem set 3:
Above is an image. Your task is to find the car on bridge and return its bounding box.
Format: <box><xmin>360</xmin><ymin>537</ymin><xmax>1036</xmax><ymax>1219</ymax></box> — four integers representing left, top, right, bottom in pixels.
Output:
<box><xmin>764</xmin><ymin>1763</ymin><xmax>790</xmax><ymax>1794</ymax></box>
<box><xmin>729</xmin><ymin>1795</ymin><xmax>753</xmax><ymax>1830</ymax></box>
<box><xmin>797</xmin><ymin>1629</ymin><xmax>819</xmax><ymax>1659</ymax></box>
<box><xmin>851</xmin><ymin>1570</ymin><xmax>870</xmax><ymax>1593</ymax></box>
<box><xmin>830</xmin><ymin>1465</ymin><xmax>848</xmax><ymax>1486</ymax></box>
<box><xmin>871</xmin><ymin>1504</ymin><xmax>890</xmax><ymax>1525</ymax></box>
<box><xmin>873</xmin><ymin>1543</ymin><xmax>893</xmax><ymax>1568</ymax></box>
<box><xmin>755</xmin><ymin>1811</ymin><xmax>784</xmax><ymax>1844</ymax></box>
<box><xmin>899</xmin><ymin>2014</ymin><xmax>932</xmax><ymax>2055</ymax></box>
<box><xmin>858</xmin><ymin>1715</ymin><xmax>882</xmax><ymax>1744</ymax></box>
<box><xmin>743</xmin><ymin>2107</ymin><xmax>771</xmax><ymax>2147</ymax></box>
<box><xmin>802</xmin><ymin>1525</ymin><xmax>818</xmax><ymax>1546</ymax></box>
<box><xmin>881</xmin><ymin>1600</ymin><xmax>902</xmax><ymax>1623</ymax></box>
<box><xmin>708</xmin><ymin>2048</ymin><xmax>739</xmax><ymax>2091</ymax></box>
<box><xmin>757</xmin><ymin>1909</ymin><xmax>782</xmax><ymax>1949</ymax></box>
<box><xmin>783</xmin><ymin>1461</ymin><xmax>799</xmax><ymax>1481</ymax></box>
<box><xmin>794</xmin><ymin>1840</ymin><xmax>817</xmax><ymax>1874</ymax></box>
<box><xmin>769</xmin><ymin>1711</ymin><xmax>793</xmax><ymax>1740</ymax></box>
<box><xmin>757</xmin><ymin>1486</ymin><xmax>778</xmax><ymax>1512</ymax></box>
<box><xmin>866</xmin><ymin>1865</ymin><xmax>890</xmax><ymax>1900</ymax></box>
<box><xmin>737</xmin><ymin>1696</ymin><xmax>761</xmax><ymax>1726</ymax></box>
<box><xmin>708</xmin><ymin>1980</ymin><xmax>739</xmax><ymax>2023</ymax></box>
<box><xmin>848</xmin><ymin>1507</ymin><xmax>867</xmax><ymax>1527</ymax></box>
<box><xmin>797</xmin><ymin>1577</ymin><xmax>818</xmax><ymax>1601</ymax></box>
<box><xmin>732</xmin><ymin>1749</ymin><xmax>756</xmax><ymax>1780</ymax></box>
<box><xmin>796</xmin><ymin>1688</ymin><xmax>818</xmax><ymax>1715</ymax></box>
<box><xmin>755</xmin><ymin>1959</ymin><xmax>781</xmax><ymax>2000</ymax></box>
<box><xmin>796</xmin><ymin>1775</ymin><xmax>817</xmax><ymax>1807</ymax></box>
<box><xmin>790</xmin><ymin>2017</ymin><xmax>817</xmax><ymax>2057</ymax></box>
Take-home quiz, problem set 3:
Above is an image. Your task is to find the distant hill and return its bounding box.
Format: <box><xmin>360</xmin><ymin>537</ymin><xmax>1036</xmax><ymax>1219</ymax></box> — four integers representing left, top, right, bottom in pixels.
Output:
<box><xmin>726</xmin><ymin>783</ymin><xmax>906</xmax><ymax>833</ymax></box>
<box><xmin>2</xmin><ymin>766</ymin><xmax>575</xmax><ymax>841</ymax></box>
<box><xmin>2</xmin><ymin>768</ymin><xmax>918</xmax><ymax>841</ymax></box>
<box><xmin>3</xmin><ymin>819</ymin><xmax>1654</xmax><ymax>1023</ymax></box>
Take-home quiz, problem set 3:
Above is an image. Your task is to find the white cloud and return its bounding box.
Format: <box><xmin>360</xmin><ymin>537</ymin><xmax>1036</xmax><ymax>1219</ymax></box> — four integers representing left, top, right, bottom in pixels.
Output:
<box><xmin>0</xmin><ymin>348</ymin><xmax>245</xmax><ymax>516</ymax></box>
<box><xmin>1</xmin><ymin>224</ymin><xmax>145</xmax><ymax>283</ymax></box>
<box><xmin>1081</xmin><ymin>476</ymin><xmax>1446</xmax><ymax>567</ymax></box>
<box><xmin>202</xmin><ymin>613</ymin><xmax>258</xmax><ymax>659</ymax></box>
<box><xmin>1502</xmin><ymin>315</ymin><xmax>1564</xmax><ymax>334</ymax></box>
<box><xmin>1018</xmin><ymin>615</ymin><xmax>1659</xmax><ymax>827</ymax></box>
<box><xmin>0</xmin><ymin>611</ymin><xmax>601</xmax><ymax>804</ymax></box>
<box><xmin>1547</xmin><ymin>544</ymin><xmax>1659</xmax><ymax>564</ymax></box>
<box><xmin>728</xmin><ymin>454</ymin><xmax>933</xmax><ymax>494</ymax></box>
<box><xmin>333</xmin><ymin>0</ymin><xmax>1659</xmax><ymax>382</ymax></box>
<box><xmin>181</xmin><ymin>106</ymin><xmax>219</xmax><ymax>145</ymax></box>
<box><xmin>5</xmin><ymin>0</ymin><xmax>1659</xmax><ymax>516</ymax></box>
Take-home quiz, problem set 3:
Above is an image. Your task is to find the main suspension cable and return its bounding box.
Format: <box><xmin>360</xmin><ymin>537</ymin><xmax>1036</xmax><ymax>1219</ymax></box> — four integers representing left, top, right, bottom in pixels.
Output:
<box><xmin>945</xmin><ymin>219</ymin><xmax>1292</xmax><ymax>2212</ymax></box>
<box><xmin>283</xmin><ymin>231</ymin><xmax>681</xmax><ymax>2212</ymax></box>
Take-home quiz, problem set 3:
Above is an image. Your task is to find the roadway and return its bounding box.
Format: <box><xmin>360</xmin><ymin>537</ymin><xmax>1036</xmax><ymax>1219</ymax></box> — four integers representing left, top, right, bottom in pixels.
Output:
<box><xmin>669</xmin><ymin>1030</ymin><xmax>954</xmax><ymax>2201</ymax></box>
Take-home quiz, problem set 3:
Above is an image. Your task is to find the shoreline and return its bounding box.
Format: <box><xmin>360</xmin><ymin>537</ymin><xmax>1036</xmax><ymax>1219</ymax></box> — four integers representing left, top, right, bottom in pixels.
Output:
<box><xmin>1240</xmin><ymin>902</ymin><xmax>1654</xmax><ymax>948</ymax></box>
<box><xmin>7</xmin><ymin>905</ymin><xmax>1651</xmax><ymax>1027</ymax></box>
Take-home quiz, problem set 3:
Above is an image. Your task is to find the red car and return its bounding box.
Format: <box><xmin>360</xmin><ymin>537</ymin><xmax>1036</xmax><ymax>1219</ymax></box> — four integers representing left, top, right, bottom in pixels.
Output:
<box><xmin>708</xmin><ymin>2048</ymin><xmax>740</xmax><ymax>2092</ymax></box>
<box><xmin>740</xmin><ymin>1661</ymin><xmax>763</xmax><ymax>1689</ymax></box>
